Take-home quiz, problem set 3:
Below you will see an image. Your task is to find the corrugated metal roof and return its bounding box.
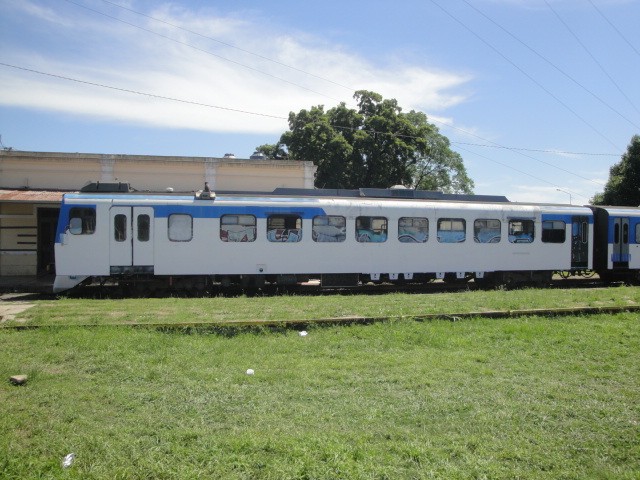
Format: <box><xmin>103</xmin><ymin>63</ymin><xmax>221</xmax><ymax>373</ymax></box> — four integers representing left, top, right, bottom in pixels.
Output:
<box><xmin>0</xmin><ymin>189</ymin><xmax>70</xmax><ymax>203</ymax></box>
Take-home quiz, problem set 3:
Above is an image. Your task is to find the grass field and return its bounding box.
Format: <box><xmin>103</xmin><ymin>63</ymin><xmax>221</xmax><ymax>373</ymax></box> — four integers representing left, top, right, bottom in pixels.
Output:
<box><xmin>1</xmin><ymin>288</ymin><xmax>639</xmax><ymax>479</ymax></box>
<box><xmin>6</xmin><ymin>285</ymin><xmax>640</xmax><ymax>326</ymax></box>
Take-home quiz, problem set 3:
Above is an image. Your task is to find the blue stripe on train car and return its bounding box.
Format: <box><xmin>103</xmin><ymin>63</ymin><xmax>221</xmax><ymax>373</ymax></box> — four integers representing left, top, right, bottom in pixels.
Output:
<box><xmin>540</xmin><ymin>213</ymin><xmax>593</xmax><ymax>224</ymax></box>
<box><xmin>153</xmin><ymin>205</ymin><xmax>327</xmax><ymax>219</ymax></box>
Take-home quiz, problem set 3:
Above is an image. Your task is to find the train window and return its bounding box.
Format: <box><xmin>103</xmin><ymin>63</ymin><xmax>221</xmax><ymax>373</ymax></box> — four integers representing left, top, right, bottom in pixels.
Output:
<box><xmin>267</xmin><ymin>214</ymin><xmax>302</xmax><ymax>242</ymax></box>
<box><xmin>508</xmin><ymin>219</ymin><xmax>534</xmax><ymax>243</ymax></box>
<box><xmin>220</xmin><ymin>214</ymin><xmax>256</xmax><ymax>242</ymax></box>
<box><xmin>68</xmin><ymin>207</ymin><xmax>96</xmax><ymax>235</ymax></box>
<box><xmin>168</xmin><ymin>214</ymin><xmax>193</xmax><ymax>242</ymax></box>
<box><xmin>637</xmin><ymin>224</ymin><xmax>640</xmax><ymax>243</ymax></box>
<box><xmin>474</xmin><ymin>219</ymin><xmax>501</xmax><ymax>243</ymax></box>
<box><xmin>437</xmin><ymin>218</ymin><xmax>466</xmax><ymax>243</ymax></box>
<box><xmin>582</xmin><ymin>222</ymin><xmax>588</xmax><ymax>244</ymax></box>
<box><xmin>398</xmin><ymin>217</ymin><xmax>428</xmax><ymax>243</ymax></box>
<box><xmin>614</xmin><ymin>223</ymin><xmax>620</xmax><ymax>244</ymax></box>
<box><xmin>114</xmin><ymin>214</ymin><xmax>127</xmax><ymax>242</ymax></box>
<box><xmin>313</xmin><ymin>215</ymin><xmax>346</xmax><ymax>242</ymax></box>
<box><xmin>137</xmin><ymin>214</ymin><xmax>150</xmax><ymax>242</ymax></box>
<box><xmin>542</xmin><ymin>220</ymin><xmax>566</xmax><ymax>243</ymax></box>
<box><xmin>356</xmin><ymin>216</ymin><xmax>387</xmax><ymax>243</ymax></box>
<box><xmin>623</xmin><ymin>223</ymin><xmax>629</xmax><ymax>244</ymax></box>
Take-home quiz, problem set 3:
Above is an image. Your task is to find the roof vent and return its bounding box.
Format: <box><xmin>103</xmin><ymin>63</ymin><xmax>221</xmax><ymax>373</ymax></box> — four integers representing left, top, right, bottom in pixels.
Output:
<box><xmin>249</xmin><ymin>151</ymin><xmax>266</xmax><ymax>160</ymax></box>
<box><xmin>223</xmin><ymin>153</ymin><xmax>236</xmax><ymax>158</ymax></box>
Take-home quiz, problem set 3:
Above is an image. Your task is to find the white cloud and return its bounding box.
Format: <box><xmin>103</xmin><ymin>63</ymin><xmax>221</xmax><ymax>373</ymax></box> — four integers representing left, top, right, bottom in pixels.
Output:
<box><xmin>0</xmin><ymin>2</ymin><xmax>472</xmax><ymax>134</ymax></box>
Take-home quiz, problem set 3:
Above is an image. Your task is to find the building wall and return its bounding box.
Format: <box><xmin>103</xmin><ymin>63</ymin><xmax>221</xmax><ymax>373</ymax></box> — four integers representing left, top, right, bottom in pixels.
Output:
<box><xmin>0</xmin><ymin>151</ymin><xmax>317</xmax><ymax>192</ymax></box>
<box><xmin>0</xmin><ymin>203</ymin><xmax>38</xmax><ymax>275</ymax></box>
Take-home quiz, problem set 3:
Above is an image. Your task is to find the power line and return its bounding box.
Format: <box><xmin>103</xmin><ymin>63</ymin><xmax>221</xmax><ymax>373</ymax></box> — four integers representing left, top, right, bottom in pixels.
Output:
<box><xmin>449</xmin><ymin>142</ymin><xmax>618</xmax><ymax>157</ymax></box>
<box><xmin>428</xmin><ymin>0</ymin><xmax>620</xmax><ymax>150</ymax></box>
<box><xmin>61</xmin><ymin>0</ymin><xmax>347</xmax><ymax>105</ymax></box>
<box><xmin>0</xmin><ymin>62</ymin><xmax>288</xmax><ymax>120</ymax></box>
<box><xmin>587</xmin><ymin>0</ymin><xmax>640</xmax><ymax>60</ymax></box>
<box><xmin>96</xmin><ymin>0</ymin><xmax>355</xmax><ymax>93</ymax></box>
<box><xmin>544</xmin><ymin>0</ymin><xmax>640</xmax><ymax>117</ymax></box>
<box><xmin>459</xmin><ymin>0</ymin><xmax>640</xmax><ymax>130</ymax></box>
<box><xmin>455</xmin><ymin>144</ymin><xmax>589</xmax><ymax>201</ymax></box>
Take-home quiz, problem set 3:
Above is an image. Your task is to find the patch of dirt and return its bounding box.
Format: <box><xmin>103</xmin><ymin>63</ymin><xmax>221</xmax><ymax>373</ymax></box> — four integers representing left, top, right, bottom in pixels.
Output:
<box><xmin>0</xmin><ymin>294</ymin><xmax>36</xmax><ymax>323</ymax></box>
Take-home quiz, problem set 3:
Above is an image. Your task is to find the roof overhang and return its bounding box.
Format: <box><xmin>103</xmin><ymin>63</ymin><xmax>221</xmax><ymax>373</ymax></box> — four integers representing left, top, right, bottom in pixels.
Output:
<box><xmin>0</xmin><ymin>189</ymin><xmax>70</xmax><ymax>204</ymax></box>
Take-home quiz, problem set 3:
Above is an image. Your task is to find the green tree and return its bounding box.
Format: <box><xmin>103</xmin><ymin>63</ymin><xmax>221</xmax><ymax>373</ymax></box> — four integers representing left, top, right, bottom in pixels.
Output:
<box><xmin>592</xmin><ymin>135</ymin><xmax>640</xmax><ymax>206</ymax></box>
<box><xmin>260</xmin><ymin>91</ymin><xmax>474</xmax><ymax>192</ymax></box>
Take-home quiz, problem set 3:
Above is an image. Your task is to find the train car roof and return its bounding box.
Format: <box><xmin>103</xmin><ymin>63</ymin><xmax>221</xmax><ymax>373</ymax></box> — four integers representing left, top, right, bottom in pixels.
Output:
<box><xmin>79</xmin><ymin>182</ymin><xmax>511</xmax><ymax>203</ymax></box>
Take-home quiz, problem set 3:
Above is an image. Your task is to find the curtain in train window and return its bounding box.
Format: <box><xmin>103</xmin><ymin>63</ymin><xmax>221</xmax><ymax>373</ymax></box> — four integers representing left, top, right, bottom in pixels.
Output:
<box><xmin>508</xmin><ymin>219</ymin><xmax>534</xmax><ymax>243</ymax></box>
<box><xmin>398</xmin><ymin>217</ymin><xmax>428</xmax><ymax>243</ymax></box>
<box><xmin>267</xmin><ymin>215</ymin><xmax>302</xmax><ymax>242</ymax></box>
<box><xmin>313</xmin><ymin>215</ymin><xmax>346</xmax><ymax>242</ymax></box>
<box><xmin>220</xmin><ymin>214</ymin><xmax>256</xmax><ymax>242</ymax></box>
<box><xmin>356</xmin><ymin>216</ymin><xmax>387</xmax><ymax>243</ymax></box>
<box><xmin>473</xmin><ymin>219</ymin><xmax>501</xmax><ymax>243</ymax></box>
<box><xmin>437</xmin><ymin>218</ymin><xmax>466</xmax><ymax>243</ymax></box>
<box><xmin>168</xmin><ymin>214</ymin><xmax>193</xmax><ymax>242</ymax></box>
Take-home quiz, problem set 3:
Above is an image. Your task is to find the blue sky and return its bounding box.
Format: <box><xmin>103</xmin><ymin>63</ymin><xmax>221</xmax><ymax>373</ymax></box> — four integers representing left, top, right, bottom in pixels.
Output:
<box><xmin>1</xmin><ymin>0</ymin><xmax>639</xmax><ymax>203</ymax></box>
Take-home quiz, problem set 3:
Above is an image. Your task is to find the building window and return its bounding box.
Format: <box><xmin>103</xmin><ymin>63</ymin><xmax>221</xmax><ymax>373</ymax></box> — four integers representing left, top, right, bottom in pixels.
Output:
<box><xmin>220</xmin><ymin>214</ymin><xmax>256</xmax><ymax>242</ymax></box>
<box><xmin>474</xmin><ymin>219</ymin><xmax>501</xmax><ymax>243</ymax></box>
<box><xmin>69</xmin><ymin>207</ymin><xmax>96</xmax><ymax>235</ymax></box>
<box><xmin>509</xmin><ymin>219</ymin><xmax>534</xmax><ymax>243</ymax></box>
<box><xmin>267</xmin><ymin>214</ymin><xmax>302</xmax><ymax>242</ymax></box>
<box><xmin>114</xmin><ymin>214</ymin><xmax>127</xmax><ymax>242</ymax></box>
<box><xmin>437</xmin><ymin>218</ymin><xmax>466</xmax><ymax>243</ymax></box>
<box><xmin>168</xmin><ymin>214</ymin><xmax>193</xmax><ymax>242</ymax></box>
<box><xmin>313</xmin><ymin>215</ymin><xmax>346</xmax><ymax>242</ymax></box>
<box><xmin>542</xmin><ymin>220</ymin><xmax>566</xmax><ymax>243</ymax></box>
<box><xmin>356</xmin><ymin>216</ymin><xmax>387</xmax><ymax>243</ymax></box>
<box><xmin>398</xmin><ymin>217</ymin><xmax>428</xmax><ymax>243</ymax></box>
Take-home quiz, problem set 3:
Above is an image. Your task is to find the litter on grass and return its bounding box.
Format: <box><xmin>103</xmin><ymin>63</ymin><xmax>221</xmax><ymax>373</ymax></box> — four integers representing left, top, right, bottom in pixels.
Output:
<box><xmin>62</xmin><ymin>453</ymin><xmax>75</xmax><ymax>468</ymax></box>
<box><xmin>246</xmin><ymin>369</ymin><xmax>255</xmax><ymax>375</ymax></box>
<box><xmin>299</xmin><ymin>331</ymin><xmax>308</xmax><ymax>337</ymax></box>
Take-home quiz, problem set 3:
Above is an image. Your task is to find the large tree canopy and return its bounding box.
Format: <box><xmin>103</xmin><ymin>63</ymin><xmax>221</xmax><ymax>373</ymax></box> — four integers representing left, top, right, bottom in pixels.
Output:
<box><xmin>256</xmin><ymin>91</ymin><xmax>474</xmax><ymax>193</ymax></box>
<box><xmin>592</xmin><ymin>135</ymin><xmax>640</xmax><ymax>206</ymax></box>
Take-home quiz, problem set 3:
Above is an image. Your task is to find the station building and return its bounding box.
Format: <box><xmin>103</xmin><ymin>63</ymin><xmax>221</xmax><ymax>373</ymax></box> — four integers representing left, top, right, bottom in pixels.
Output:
<box><xmin>0</xmin><ymin>149</ymin><xmax>316</xmax><ymax>279</ymax></box>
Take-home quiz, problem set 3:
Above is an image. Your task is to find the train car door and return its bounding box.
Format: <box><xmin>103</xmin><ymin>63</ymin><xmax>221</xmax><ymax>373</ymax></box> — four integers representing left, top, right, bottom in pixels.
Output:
<box><xmin>109</xmin><ymin>206</ymin><xmax>154</xmax><ymax>269</ymax></box>
<box><xmin>571</xmin><ymin>216</ymin><xmax>589</xmax><ymax>269</ymax></box>
<box><xmin>612</xmin><ymin>217</ymin><xmax>630</xmax><ymax>268</ymax></box>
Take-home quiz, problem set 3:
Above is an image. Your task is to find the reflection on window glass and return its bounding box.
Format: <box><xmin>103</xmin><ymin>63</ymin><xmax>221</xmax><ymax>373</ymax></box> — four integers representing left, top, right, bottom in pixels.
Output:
<box><xmin>398</xmin><ymin>217</ymin><xmax>428</xmax><ymax>243</ymax></box>
<box><xmin>221</xmin><ymin>214</ymin><xmax>256</xmax><ymax>242</ymax></box>
<box><xmin>508</xmin><ymin>219</ymin><xmax>534</xmax><ymax>243</ymax></box>
<box><xmin>437</xmin><ymin>218</ymin><xmax>466</xmax><ymax>243</ymax></box>
<box><xmin>137</xmin><ymin>214</ymin><xmax>150</xmax><ymax>242</ymax></box>
<box><xmin>114</xmin><ymin>214</ymin><xmax>127</xmax><ymax>242</ymax></box>
<box><xmin>356</xmin><ymin>216</ymin><xmax>387</xmax><ymax>243</ymax></box>
<box><xmin>69</xmin><ymin>207</ymin><xmax>96</xmax><ymax>235</ymax></box>
<box><xmin>313</xmin><ymin>215</ymin><xmax>346</xmax><ymax>242</ymax></box>
<box><xmin>474</xmin><ymin>219</ymin><xmax>501</xmax><ymax>243</ymax></box>
<box><xmin>267</xmin><ymin>215</ymin><xmax>302</xmax><ymax>242</ymax></box>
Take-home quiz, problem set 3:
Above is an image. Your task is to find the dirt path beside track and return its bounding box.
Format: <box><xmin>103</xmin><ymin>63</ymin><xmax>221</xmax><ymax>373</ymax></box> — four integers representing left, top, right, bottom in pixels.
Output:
<box><xmin>0</xmin><ymin>294</ymin><xmax>35</xmax><ymax>323</ymax></box>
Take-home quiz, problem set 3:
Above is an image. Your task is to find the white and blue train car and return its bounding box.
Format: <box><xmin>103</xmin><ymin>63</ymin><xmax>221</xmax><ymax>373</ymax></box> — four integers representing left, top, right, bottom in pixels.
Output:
<box><xmin>53</xmin><ymin>183</ymin><xmax>594</xmax><ymax>293</ymax></box>
<box><xmin>592</xmin><ymin>206</ymin><xmax>640</xmax><ymax>281</ymax></box>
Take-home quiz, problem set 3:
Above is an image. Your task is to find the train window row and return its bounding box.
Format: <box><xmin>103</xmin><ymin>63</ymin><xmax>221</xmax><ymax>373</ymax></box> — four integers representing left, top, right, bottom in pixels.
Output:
<box><xmin>214</xmin><ymin>214</ymin><xmax>562</xmax><ymax>245</ymax></box>
<box><xmin>67</xmin><ymin>208</ymin><xmax>580</xmax><ymax>245</ymax></box>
